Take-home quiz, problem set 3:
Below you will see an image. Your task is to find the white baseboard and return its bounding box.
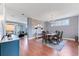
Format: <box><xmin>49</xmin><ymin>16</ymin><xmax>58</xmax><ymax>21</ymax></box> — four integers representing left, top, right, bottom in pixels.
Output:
<box><xmin>28</xmin><ymin>37</ymin><xmax>35</xmax><ymax>40</ymax></box>
<box><xmin>28</xmin><ymin>37</ymin><xmax>76</xmax><ymax>41</ymax></box>
<box><xmin>63</xmin><ymin>38</ymin><xmax>75</xmax><ymax>41</ymax></box>
<box><xmin>28</xmin><ymin>36</ymin><xmax>42</xmax><ymax>40</ymax></box>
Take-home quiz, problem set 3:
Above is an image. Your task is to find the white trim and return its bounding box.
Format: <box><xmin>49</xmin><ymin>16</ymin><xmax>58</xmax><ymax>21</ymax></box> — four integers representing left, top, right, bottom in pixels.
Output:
<box><xmin>28</xmin><ymin>35</ymin><xmax>42</xmax><ymax>40</ymax></box>
<box><xmin>63</xmin><ymin>38</ymin><xmax>75</xmax><ymax>41</ymax></box>
<box><xmin>28</xmin><ymin>37</ymin><xmax>35</xmax><ymax>40</ymax></box>
<box><xmin>28</xmin><ymin>37</ymin><xmax>76</xmax><ymax>41</ymax></box>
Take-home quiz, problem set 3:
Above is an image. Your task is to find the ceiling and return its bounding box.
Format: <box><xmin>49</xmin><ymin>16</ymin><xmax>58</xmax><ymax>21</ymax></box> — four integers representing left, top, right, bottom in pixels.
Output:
<box><xmin>5</xmin><ymin>3</ymin><xmax>79</xmax><ymax>21</ymax></box>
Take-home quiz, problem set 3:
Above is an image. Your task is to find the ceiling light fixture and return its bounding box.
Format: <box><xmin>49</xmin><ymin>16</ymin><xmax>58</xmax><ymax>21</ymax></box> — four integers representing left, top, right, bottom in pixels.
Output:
<box><xmin>21</xmin><ymin>13</ymin><xmax>24</xmax><ymax>15</ymax></box>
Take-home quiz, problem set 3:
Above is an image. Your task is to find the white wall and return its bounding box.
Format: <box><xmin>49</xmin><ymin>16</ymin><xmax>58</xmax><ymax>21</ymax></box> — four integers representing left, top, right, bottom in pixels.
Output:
<box><xmin>78</xmin><ymin>16</ymin><xmax>79</xmax><ymax>41</ymax></box>
<box><xmin>0</xmin><ymin>4</ymin><xmax>3</xmax><ymax>40</ymax></box>
<box><xmin>46</xmin><ymin>16</ymin><xmax>78</xmax><ymax>40</ymax></box>
<box><xmin>6</xmin><ymin>15</ymin><xmax>27</xmax><ymax>25</ymax></box>
<box><xmin>0</xmin><ymin>16</ymin><xmax>3</xmax><ymax>40</ymax></box>
<box><xmin>27</xmin><ymin>18</ymin><xmax>45</xmax><ymax>39</ymax></box>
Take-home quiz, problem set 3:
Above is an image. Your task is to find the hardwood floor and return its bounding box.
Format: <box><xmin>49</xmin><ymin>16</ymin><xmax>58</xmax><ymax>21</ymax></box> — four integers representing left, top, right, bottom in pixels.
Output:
<box><xmin>20</xmin><ymin>38</ymin><xmax>78</xmax><ymax>56</ymax></box>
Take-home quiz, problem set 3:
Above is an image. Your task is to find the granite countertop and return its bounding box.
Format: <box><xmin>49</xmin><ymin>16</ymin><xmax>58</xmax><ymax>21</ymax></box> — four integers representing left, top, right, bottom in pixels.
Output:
<box><xmin>0</xmin><ymin>35</ymin><xmax>19</xmax><ymax>43</ymax></box>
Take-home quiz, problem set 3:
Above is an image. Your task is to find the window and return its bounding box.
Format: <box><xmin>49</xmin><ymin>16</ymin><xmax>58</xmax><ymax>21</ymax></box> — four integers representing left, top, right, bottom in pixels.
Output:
<box><xmin>51</xmin><ymin>19</ymin><xmax>69</xmax><ymax>27</ymax></box>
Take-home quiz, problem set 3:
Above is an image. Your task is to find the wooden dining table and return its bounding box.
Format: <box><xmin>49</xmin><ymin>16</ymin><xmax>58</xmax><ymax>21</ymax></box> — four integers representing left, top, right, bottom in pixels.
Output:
<box><xmin>46</xmin><ymin>33</ymin><xmax>56</xmax><ymax>36</ymax></box>
<box><xmin>44</xmin><ymin>33</ymin><xmax>56</xmax><ymax>40</ymax></box>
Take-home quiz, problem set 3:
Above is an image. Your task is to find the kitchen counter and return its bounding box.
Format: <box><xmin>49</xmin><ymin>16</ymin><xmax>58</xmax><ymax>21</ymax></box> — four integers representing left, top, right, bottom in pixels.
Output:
<box><xmin>0</xmin><ymin>35</ymin><xmax>19</xmax><ymax>56</ymax></box>
<box><xmin>0</xmin><ymin>35</ymin><xmax>19</xmax><ymax>43</ymax></box>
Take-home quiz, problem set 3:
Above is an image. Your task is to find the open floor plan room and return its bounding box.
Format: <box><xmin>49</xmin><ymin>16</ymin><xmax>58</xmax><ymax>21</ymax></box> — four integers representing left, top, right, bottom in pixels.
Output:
<box><xmin>0</xmin><ymin>3</ymin><xmax>79</xmax><ymax>56</ymax></box>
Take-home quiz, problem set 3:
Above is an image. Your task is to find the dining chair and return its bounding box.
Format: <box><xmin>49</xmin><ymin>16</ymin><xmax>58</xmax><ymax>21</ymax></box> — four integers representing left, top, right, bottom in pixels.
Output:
<box><xmin>52</xmin><ymin>35</ymin><xmax>60</xmax><ymax>45</ymax></box>
<box><xmin>42</xmin><ymin>31</ymin><xmax>48</xmax><ymax>43</ymax></box>
<box><xmin>59</xmin><ymin>31</ymin><xmax>63</xmax><ymax>41</ymax></box>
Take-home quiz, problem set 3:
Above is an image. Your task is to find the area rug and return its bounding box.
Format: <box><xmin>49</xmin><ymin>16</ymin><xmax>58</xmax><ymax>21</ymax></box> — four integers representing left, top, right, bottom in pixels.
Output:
<box><xmin>46</xmin><ymin>41</ymin><xmax>65</xmax><ymax>51</ymax></box>
<box><xmin>36</xmin><ymin>38</ymin><xmax>65</xmax><ymax>51</ymax></box>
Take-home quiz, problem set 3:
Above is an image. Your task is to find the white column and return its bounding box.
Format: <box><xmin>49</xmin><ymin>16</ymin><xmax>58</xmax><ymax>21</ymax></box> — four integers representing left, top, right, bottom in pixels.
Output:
<box><xmin>78</xmin><ymin>16</ymin><xmax>79</xmax><ymax>42</ymax></box>
<box><xmin>2</xmin><ymin>3</ymin><xmax>6</xmax><ymax>36</ymax></box>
